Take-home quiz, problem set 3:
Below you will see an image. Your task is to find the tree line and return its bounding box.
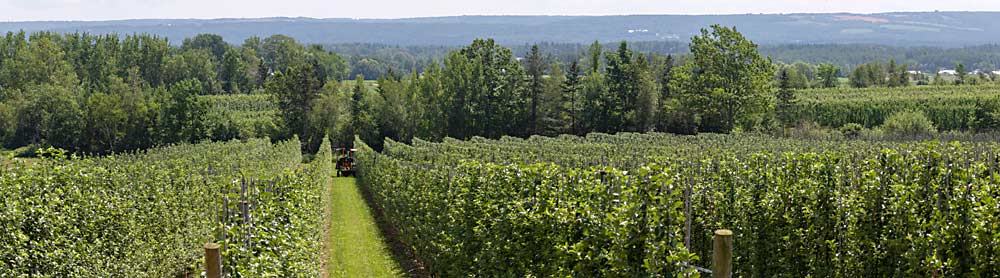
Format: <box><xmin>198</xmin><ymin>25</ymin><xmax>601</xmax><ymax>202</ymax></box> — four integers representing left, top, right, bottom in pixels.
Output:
<box><xmin>326</xmin><ymin>25</ymin><xmax>776</xmax><ymax>150</ymax></box>
<box><xmin>0</xmin><ymin>25</ymin><xmax>869</xmax><ymax>154</ymax></box>
<box><xmin>321</xmin><ymin>41</ymin><xmax>1000</xmax><ymax>81</ymax></box>
<box><xmin>0</xmin><ymin>31</ymin><xmax>348</xmax><ymax>154</ymax></box>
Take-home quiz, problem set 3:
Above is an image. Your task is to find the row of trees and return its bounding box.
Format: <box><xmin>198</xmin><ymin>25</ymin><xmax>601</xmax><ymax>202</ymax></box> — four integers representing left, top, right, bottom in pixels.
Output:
<box><xmin>332</xmin><ymin>25</ymin><xmax>775</xmax><ymax>150</ymax></box>
<box><xmin>324</xmin><ymin>41</ymin><xmax>1000</xmax><ymax>81</ymax></box>
<box><xmin>0</xmin><ymin>31</ymin><xmax>347</xmax><ymax>153</ymax></box>
<box><xmin>2</xmin><ymin>25</ymin><xmax>797</xmax><ymax>153</ymax></box>
<box><xmin>848</xmin><ymin>59</ymin><xmax>911</xmax><ymax>88</ymax></box>
<box><xmin>847</xmin><ymin>60</ymin><xmax>1000</xmax><ymax>88</ymax></box>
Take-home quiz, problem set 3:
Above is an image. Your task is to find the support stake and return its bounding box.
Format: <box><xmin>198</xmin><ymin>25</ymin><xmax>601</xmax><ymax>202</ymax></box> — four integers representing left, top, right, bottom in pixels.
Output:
<box><xmin>713</xmin><ymin>229</ymin><xmax>733</xmax><ymax>278</ymax></box>
<box><xmin>205</xmin><ymin>242</ymin><xmax>222</xmax><ymax>278</ymax></box>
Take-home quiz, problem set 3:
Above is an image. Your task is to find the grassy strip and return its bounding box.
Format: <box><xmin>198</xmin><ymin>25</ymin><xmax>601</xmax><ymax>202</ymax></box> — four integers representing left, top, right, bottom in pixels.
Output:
<box><xmin>326</xmin><ymin>177</ymin><xmax>404</xmax><ymax>277</ymax></box>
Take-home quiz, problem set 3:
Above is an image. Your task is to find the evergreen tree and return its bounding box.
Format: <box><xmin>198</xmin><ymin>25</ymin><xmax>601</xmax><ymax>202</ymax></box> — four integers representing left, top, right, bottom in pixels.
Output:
<box><xmin>350</xmin><ymin>74</ymin><xmax>376</xmax><ymax>142</ymax></box>
<box><xmin>562</xmin><ymin>60</ymin><xmax>582</xmax><ymax>135</ymax></box>
<box><xmin>580</xmin><ymin>72</ymin><xmax>610</xmax><ymax>133</ymax></box>
<box><xmin>633</xmin><ymin>54</ymin><xmax>660</xmax><ymax>131</ymax></box>
<box><xmin>659</xmin><ymin>54</ymin><xmax>674</xmax><ymax>99</ymax></box>
<box><xmin>894</xmin><ymin>64</ymin><xmax>910</xmax><ymax>87</ymax></box>
<box><xmin>605</xmin><ymin>41</ymin><xmax>635</xmax><ymax>130</ymax></box>
<box><xmin>887</xmin><ymin>59</ymin><xmax>898</xmax><ymax>87</ymax></box>
<box><xmin>541</xmin><ymin>63</ymin><xmax>567</xmax><ymax>135</ymax></box>
<box><xmin>956</xmin><ymin>63</ymin><xmax>967</xmax><ymax>85</ymax></box>
<box><xmin>775</xmin><ymin>68</ymin><xmax>797</xmax><ymax>127</ymax></box>
<box><xmin>526</xmin><ymin>44</ymin><xmax>545</xmax><ymax>134</ymax></box>
<box><xmin>587</xmin><ymin>41</ymin><xmax>603</xmax><ymax>74</ymax></box>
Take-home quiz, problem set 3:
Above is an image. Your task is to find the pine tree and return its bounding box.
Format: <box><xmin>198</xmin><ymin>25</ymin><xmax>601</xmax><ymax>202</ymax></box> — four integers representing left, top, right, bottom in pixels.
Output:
<box><xmin>775</xmin><ymin>68</ymin><xmax>797</xmax><ymax>126</ymax></box>
<box><xmin>896</xmin><ymin>64</ymin><xmax>910</xmax><ymax>87</ymax></box>
<box><xmin>562</xmin><ymin>60</ymin><xmax>582</xmax><ymax>135</ymax></box>
<box><xmin>956</xmin><ymin>63</ymin><xmax>967</xmax><ymax>85</ymax></box>
<box><xmin>587</xmin><ymin>41</ymin><xmax>603</xmax><ymax>74</ymax></box>
<box><xmin>887</xmin><ymin>59</ymin><xmax>898</xmax><ymax>87</ymax></box>
<box><xmin>659</xmin><ymin>54</ymin><xmax>674</xmax><ymax>99</ymax></box>
<box><xmin>526</xmin><ymin>44</ymin><xmax>545</xmax><ymax>135</ymax></box>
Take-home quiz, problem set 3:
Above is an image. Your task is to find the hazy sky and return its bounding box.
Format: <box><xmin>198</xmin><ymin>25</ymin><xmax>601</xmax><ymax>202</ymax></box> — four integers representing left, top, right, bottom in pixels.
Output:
<box><xmin>3</xmin><ymin>0</ymin><xmax>1000</xmax><ymax>21</ymax></box>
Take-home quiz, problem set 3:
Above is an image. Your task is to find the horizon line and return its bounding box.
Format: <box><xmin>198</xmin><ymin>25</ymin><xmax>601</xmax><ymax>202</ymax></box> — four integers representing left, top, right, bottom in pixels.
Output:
<box><xmin>2</xmin><ymin>10</ymin><xmax>997</xmax><ymax>23</ymax></box>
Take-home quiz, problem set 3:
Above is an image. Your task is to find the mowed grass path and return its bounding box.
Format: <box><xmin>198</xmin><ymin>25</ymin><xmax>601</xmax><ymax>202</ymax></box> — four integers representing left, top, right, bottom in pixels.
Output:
<box><xmin>325</xmin><ymin>177</ymin><xmax>404</xmax><ymax>278</ymax></box>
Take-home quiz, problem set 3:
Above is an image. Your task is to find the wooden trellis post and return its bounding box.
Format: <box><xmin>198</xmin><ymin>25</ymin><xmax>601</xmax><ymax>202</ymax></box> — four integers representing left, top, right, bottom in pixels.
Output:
<box><xmin>713</xmin><ymin>229</ymin><xmax>733</xmax><ymax>278</ymax></box>
<box><xmin>205</xmin><ymin>242</ymin><xmax>222</xmax><ymax>278</ymax></box>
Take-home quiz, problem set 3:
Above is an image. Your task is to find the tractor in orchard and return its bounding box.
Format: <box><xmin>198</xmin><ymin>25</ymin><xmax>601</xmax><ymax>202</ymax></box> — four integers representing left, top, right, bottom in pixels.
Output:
<box><xmin>335</xmin><ymin>148</ymin><xmax>357</xmax><ymax>177</ymax></box>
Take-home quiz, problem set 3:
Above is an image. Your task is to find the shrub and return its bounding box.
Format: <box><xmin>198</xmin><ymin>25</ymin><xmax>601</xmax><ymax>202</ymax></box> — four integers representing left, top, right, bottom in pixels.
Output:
<box><xmin>972</xmin><ymin>100</ymin><xmax>1000</xmax><ymax>132</ymax></box>
<box><xmin>786</xmin><ymin>120</ymin><xmax>839</xmax><ymax>140</ymax></box>
<box><xmin>13</xmin><ymin>144</ymin><xmax>43</xmax><ymax>158</ymax></box>
<box><xmin>839</xmin><ymin>123</ymin><xmax>864</xmax><ymax>138</ymax></box>
<box><xmin>882</xmin><ymin>111</ymin><xmax>937</xmax><ymax>137</ymax></box>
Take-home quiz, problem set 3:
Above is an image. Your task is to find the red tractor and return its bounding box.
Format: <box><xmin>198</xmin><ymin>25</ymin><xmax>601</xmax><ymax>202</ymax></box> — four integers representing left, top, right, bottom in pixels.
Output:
<box><xmin>335</xmin><ymin>148</ymin><xmax>357</xmax><ymax>177</ymax></box>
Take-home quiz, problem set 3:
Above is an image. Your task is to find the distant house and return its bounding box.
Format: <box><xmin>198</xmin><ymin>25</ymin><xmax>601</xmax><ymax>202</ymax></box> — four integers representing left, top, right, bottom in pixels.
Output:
<box><xmin>992</xmin><ymin>70</ymin><xmax>1000</xmax><ymax>76</ymax></box>
<box><xmin>939</xmin><ymin>70</ymin><xmax>958</xmax><ymax>75</ymax></box>
<box><xmin>907</xmin><ymin>70</ymin><xmax>922</xmax><ymax>75</ymax></box>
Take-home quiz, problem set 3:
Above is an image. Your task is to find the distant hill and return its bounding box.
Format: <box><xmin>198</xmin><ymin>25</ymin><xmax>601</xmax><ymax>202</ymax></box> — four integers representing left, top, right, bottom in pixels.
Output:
<box><xmin>2</xmin><ymin>12</ymin><xmax>1000</xmax><ymax>46</ymax></box>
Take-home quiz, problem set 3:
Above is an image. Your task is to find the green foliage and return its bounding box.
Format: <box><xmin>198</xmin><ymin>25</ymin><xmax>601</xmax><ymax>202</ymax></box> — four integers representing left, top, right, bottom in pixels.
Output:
<box><xmin>182</xmin><ymin>34</ymin><xmax>229</xmax><ymax>63</ymax></box>
<box><xmin>350</xmin><ymin>75</ymin><xmax>380</xmax><ymax>148</ymax></box>
<box><xmin>881</xmin><ymin>110</ymin><xmax>937</xmax><ymax>137</ymax></box>
<box><xmin>672</xmin><ymin>25</ymin><xmax>776</xmax><ymax>133</ymax></box>
<box><xmin>817</xmin><ymin>63</ymin><xmax>841</xmax><ymax>88</ymax></box>
<box><xmin>267</xmin><ymin>63</ymin><xmax>324</xmax><ymax>143</ymax></box>
<box><xmin>261</xmin><ymin>35</ymin><xmax>308</xmax><ymax>74</ymax></box>
<box><xmin>587</xmin><ymin>40</ymin><xmax>603</xmax><ymax>74</ymax></box>
<box><xmin>202</xmin><ymin>93</ymin><xmax>280</xmax><ymax>140</ymax></box>
<box><xmin>164</xmin><ymin>49</ymin><xmax>222</xmax><ymax>94</ymax></box>
<box><xmin>526</xmin><ymin>44</ymin><xmax>545</xmax><ymax>134</ymax></box>
<box><xmin>220</xmin><ymin>47</ymin><xmax>248</xmax><ymax>94</ymax></box>
<box><xmin>442</xmin><ymin>38</ymin><xmax>527</xmax><ymax>139</ymax></box>
<box><xmin>0</xmin><ymin>137</ymin><xmax>326</xmax><ymax>277</ymax></box>
<box><xmin>359</xmin><ymin>132</ymin><xmax>1000</xmax><ymax>277</ymax></box>
<box><xmin>956</xmin><ymin>63</ymin><xmax>967</xmax><ymax>85</ymax></box>
<box><xmin>562</xmin><ymin>61</ymin><xmax>583</xmax><ymax>135</ymax></box>
<box><xmin>775</xmin><ymin>68</ymin><xmax>798</xmax><ymax>126</ymax></box>
<box><xmin>972</xmin><ymin>99</ymin><xmax>1000</xmax><ymax>132</ymax></box>
<box><xmin>839</xmin><ymin>123</ymin><xmax>864</xmax><ymax>138</ymax></box>
<box><xmin>848</xmin><ymin>59</ymin><xmax>911</xmax><ymax>88</ymax></box>
<box><xmin>0</xmin><ymin>101</ymin><xmax>13</xmax><ymax>145</ymax></box>
<box><xmin>580</xmin><ymin>72</ymin><xmax>611</xmax><ymax>132</ymax></box>
<box><xmin>793</xmin><ymin>85</ymin><xmax>998</xmax><ymax>131</ymax></box>
<box><xmin>160</xmin><ymin>79</ymin><xmax>208</xmax><ymax>143</ymax></box>
<box><xmin>776</xmin><ymin>63</ymin><xmax>809</xmax><ymax>89</ymax></box>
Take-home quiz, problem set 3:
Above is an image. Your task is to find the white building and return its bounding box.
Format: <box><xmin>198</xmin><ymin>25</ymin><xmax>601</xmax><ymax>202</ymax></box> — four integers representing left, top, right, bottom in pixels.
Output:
<box><xmin>939</xmin><ymin>70</ymin><xmax>958</xmax><ymax>75</ymax></box>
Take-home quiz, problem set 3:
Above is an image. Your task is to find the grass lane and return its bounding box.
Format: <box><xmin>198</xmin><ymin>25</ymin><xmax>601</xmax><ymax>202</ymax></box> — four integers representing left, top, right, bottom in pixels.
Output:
<box><xmin>325</xmin><ymin>177</ymin><xmax>404</xmax><ymax>278</ymax></box>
